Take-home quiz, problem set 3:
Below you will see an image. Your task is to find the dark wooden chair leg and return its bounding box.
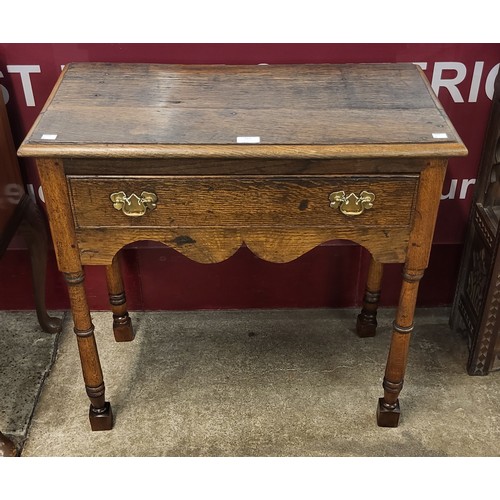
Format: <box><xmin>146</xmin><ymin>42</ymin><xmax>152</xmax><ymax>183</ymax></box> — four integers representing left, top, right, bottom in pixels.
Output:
<box><xmin>105</xmin><ymin>252</ymin><xmax>134</xmax><ymax>342</ymax></box>
<box><xmin>356</xmin><ymin>256</ymin><xmax>383</xmax><ymax>337</ymax></box>
<box><xmin>18</xmin><ymin>197</ymin><xmax>62</xmax><ymax>334</ymax></box>
<box><xmin>0</xmin><ymin>432</ymin><xmax>17</xmax><ymax>457</ymax></box>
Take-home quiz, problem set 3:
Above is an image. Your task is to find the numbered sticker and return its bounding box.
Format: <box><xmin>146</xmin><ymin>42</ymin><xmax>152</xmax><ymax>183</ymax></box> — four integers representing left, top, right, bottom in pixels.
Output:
<box><xmin>237</xmin><ymin>136</ymin><xmax>260</xmax><ymax>144</ymax></box>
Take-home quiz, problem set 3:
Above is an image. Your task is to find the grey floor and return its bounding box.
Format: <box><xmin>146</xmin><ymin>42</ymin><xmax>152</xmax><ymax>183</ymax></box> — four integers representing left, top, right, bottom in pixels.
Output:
<box><xmin>1</xmin><ymin>307</ymin><xmax>500</xmax><ymax>457</ymax></box>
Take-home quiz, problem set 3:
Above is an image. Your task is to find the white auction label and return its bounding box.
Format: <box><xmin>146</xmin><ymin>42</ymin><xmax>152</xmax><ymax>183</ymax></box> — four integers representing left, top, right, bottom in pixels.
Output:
<box><xmin>41</xmin><ymin>134</ymin><xmax>58</xmax><ymax>140</ymax></box>
<box><xmin>237</xmin><ymin>136</ymin><xmax>261</xmax><ymax>143</ymax></box>
<box><xmin>432</xmin><ymin>133</ymin><xmax>448</xmax><ymax>139</ymax></box>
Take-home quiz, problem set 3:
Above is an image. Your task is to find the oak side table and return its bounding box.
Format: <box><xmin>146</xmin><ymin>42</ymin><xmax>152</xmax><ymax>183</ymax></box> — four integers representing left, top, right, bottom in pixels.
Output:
<box><xmin>18</xmin><ymin>63</ymin><xmax>467</xmax><ymax>430</ymax></box>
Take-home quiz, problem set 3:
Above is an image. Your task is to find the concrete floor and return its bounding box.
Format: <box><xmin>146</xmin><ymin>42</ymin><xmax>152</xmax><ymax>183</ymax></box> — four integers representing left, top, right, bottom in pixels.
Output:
<box><xmin>1</xmin><ymin>307</ymin><xmax>500</xmax><ymax>457</ymax></box>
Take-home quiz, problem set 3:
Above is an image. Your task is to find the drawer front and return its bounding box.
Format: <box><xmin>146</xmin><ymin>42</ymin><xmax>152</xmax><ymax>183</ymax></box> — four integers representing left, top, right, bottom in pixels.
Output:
<box><xmin>68</xmin><ymin>175</ymin><xmax>418</xmax><ymax>229</ymax></box>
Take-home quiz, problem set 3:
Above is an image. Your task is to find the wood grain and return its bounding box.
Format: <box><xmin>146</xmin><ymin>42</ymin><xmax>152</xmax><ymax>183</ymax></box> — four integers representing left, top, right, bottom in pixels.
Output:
<box><xmin>105</xmin><ymin>252</ymin><xmax>134</xmax><ymax>342</ymax></box>
<box><xmin>75</xmin><ymin>226</ymin><xmax>412</xmax><ymax>265</ymax></box>
<box><xmin>68</xmin><ymin>175</ymin><xmax>418</xmax><ymax>230</ymax></box>
<box><xmin>63</xmin><ymin>157</ymin><xmax>431</xmax><ymax>176</ymax></box>
<box><xmin>378</xmin><ymin>160</ymin><xmax>448</xmax><ymax>426</ymax></box>
<box><xmin>36</xmin><ymin>158</ymin><xmax>111</xmax><ymax>426</ymax></box>
<box><xmin>18</xmin><ymin>63</ymin><xmax>468</xmax><ymax>159</ymax></box>
<box><xmin>18</xmin><ymin>63</ymin><xmax>468</xmax><ymax>430</ymax></box>
<box><xmin>356</xmin><ymin>255</ymin><xmax>384</xmax><ymax>337</ymax></box>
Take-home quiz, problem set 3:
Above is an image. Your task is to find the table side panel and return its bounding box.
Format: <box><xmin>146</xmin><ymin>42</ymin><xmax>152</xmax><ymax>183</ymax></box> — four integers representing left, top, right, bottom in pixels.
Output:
<box><xmin>75</xmin><ymin>226</ymin><xmax>414</xmax><ymax>266</ymax></box>
<box><xmin>65</xmin><ymin>169</ymin><xmax>419</xmax><ymax>265</ymax></box>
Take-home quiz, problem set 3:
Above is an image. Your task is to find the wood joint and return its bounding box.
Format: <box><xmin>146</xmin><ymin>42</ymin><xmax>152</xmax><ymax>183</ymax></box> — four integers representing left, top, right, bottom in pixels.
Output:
<box><xmin>109</xmin><ymin>292</ymin><xmax>126</xmax><ymax>306</ymax></box>
<box><xmin>383</xmin><ymin>377</ymin><xmax>404</xmax><ymax>394</ymax></box>
<box><xmin>402</xmin><ymin>270</ymin><xmax>425</xmax><ymax>283</ymax></box>
<box><xmin>392</xmin><ymin>321</ymin><xmax>414</xmax><ymax>334</ymax></box>
<box><xmin>113</xmin><ymin>313</ymin><xmax>130</xmax><ymax>325</ymax></box>
<box><xmin>64</xmin><ymin>271</ymin><xmax>85</xmax><ymax>285</ymax></box>
<box><xmin>364</xmin><ymin>290</ymin><xmax>381</xmax><ymax>304</ymax></box>
<box><xmin>74</xmin><ymin>325</ymin><xmax>95</xmax><ymax>338</ymax></box>
<box><xmin>86</xmin><ymin>383</ymin><xmax>105</xmax><ymax>401</ymax></box>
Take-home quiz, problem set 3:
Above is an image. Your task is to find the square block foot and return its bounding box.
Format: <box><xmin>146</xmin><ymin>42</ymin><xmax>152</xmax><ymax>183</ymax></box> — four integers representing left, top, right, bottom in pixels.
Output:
<box><xmin>356</xmin><ymin>315</ymin><xmax>377</xmax><ymax>338</ymax></box>
<box><xmin>376</xmin><ymin>398</ymin><xmax>400</xmax><ymax>427</ymax></box>
<box><xmin>113</xmin><ymin>317</ymin><xmax>135</xmax><ymax>342</ymax></box>
<box><xmin>89</xmin><ymin>402</ymin><xmax>114</xmax><ymax>431</ymax></box>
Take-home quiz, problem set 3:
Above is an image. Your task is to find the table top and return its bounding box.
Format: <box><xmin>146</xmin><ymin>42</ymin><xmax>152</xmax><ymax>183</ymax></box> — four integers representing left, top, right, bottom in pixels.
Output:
<box><xmin>19</xmin><ymin>62</ymin><xmax>467</xmax><ymax>159</ymax></box>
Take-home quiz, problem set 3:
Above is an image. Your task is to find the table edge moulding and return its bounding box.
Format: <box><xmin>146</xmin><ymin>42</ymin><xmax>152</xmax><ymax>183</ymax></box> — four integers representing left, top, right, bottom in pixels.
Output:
<box><xmin>18</xmin><ymin>62</ymin><xmax>467</xmax><ymax>431</ymax></box>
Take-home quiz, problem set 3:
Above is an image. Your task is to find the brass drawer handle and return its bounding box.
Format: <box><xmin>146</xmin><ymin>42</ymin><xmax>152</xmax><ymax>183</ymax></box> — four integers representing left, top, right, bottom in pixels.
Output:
<box><xmin>329</xmin><ymin>190</ymin><xmax>375</xmax><ymax>216</ymax></box>
<box><xmin>110</xmin><ymin>191</ymin><xmax>158</xmax><ymax>217</ymax></box>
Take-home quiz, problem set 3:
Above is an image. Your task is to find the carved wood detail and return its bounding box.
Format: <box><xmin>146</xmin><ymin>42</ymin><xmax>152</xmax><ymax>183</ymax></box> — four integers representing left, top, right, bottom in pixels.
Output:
<box><xmin>451</xmin><ymin>67</ymin><xmax>500</xmax><ymax>375</ymax></box>
<box><xmin>467</xmin><ymin>271</ymin><xmax>500</xmax><ymax>375</ymax></box>
<box><xmin>465</xmin><ymin>244</ymin><xmax>489</xmax><ymax>318</ymax></box>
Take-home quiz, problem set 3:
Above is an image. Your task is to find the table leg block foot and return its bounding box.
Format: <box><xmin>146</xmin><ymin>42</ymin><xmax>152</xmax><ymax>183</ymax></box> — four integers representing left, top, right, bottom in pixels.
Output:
<box><xmin>89</xmin><ymin>401</ymin><xmax>113</xmax><ymax>431</ymax></box>
<box><xmin>376</xmin><ymin>398</ymin><xmax>401</xmax><ymax>427</ymax></box>
<box><xmin>113</xmin><ymin>314</ymin><xmax>135</xmax><ymax>342</ymax></box>
<box><xmin>356</xmin><ymin>313</ymin><xmax>377</xmax><ymax>337</ymax></box>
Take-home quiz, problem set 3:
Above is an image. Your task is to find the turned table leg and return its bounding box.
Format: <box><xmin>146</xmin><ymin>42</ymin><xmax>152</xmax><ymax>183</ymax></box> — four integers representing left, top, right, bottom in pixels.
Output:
<box><xmin>376</xmin><ymin>160</ymin><xmax>448</xmax><ymax>427</ymax></box>
<box><xmin>377</xmin><ymin>268</ymin><xmax>423</xmax><ymax>427</ymax></box>
<box><xmin>18</xmin><ymin>197</ymin><xmax>62</xmax><ymax>334</ymax></box>
<box><xmin>357</xmin><ymin>255</ymin><xmax>383</xmax><ymax>337</ymax></box>
<box><xmin>65</xmin><ymin>271</ymin><xmax>113</xmax><ymax>431</ymax></box>
<box><xmin>0</xmin><ymin>432</ymin><xmax>17</xmax><ymax>457</ymax></box>
<box><xmin>105</xmin><ymin>252</ymin><xmax>134</xmax><ymax>342</ymax></box>
<box><xmin>37</xmin><ymin>159</ymin><xmax>113</xmax><ymax>431</ymax></box>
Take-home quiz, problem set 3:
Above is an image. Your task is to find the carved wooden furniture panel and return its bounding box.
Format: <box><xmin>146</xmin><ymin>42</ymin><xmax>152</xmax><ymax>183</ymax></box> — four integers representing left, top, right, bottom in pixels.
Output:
<box><xmin>450</xmin><ymin>69</ymin><xmax>500</xmax><ymax>375</ymax></box>
<box><xmin>18</xmin><ymin>63</ymin><xmax>467</xmax><ymax>430</ymax></box>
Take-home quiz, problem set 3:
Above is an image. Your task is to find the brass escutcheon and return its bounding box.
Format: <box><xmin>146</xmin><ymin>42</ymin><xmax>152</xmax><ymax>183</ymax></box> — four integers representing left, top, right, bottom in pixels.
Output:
<box><xmin>110</xmin><ymin>191</ymin><xmax>158</xmax><ymax>217</ymax></box>
<box><xmin>329</xmin><ymin>190</ymin><xmax>375</xmax><ymax>216</ymax></box>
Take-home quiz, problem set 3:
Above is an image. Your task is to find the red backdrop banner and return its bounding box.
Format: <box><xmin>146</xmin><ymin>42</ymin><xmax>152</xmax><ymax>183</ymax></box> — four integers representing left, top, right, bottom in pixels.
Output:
<box><xmin>0</xmin><ymin>43</ymin><xmax>499</xmax><ymax>310</ymax></box>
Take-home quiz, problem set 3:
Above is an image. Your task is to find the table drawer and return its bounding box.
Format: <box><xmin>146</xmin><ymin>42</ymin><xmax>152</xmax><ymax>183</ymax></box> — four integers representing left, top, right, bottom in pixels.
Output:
<box><xmin>68</xmin><ymin>175</ymin><xmax>418</xmax><ymax>229</ymax></box>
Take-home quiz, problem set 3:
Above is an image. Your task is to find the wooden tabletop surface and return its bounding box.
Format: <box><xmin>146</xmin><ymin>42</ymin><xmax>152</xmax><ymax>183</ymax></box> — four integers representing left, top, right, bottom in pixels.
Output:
<box><xmin>19</xmin><ymin>63</ymin><xmax>467</xmax><ymax>159</ymax></box>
